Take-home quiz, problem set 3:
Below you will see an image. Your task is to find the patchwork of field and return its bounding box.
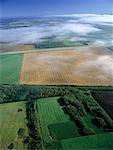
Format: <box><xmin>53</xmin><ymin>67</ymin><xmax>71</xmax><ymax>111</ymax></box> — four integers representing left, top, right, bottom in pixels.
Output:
<box><xmin>0</xmin><ymin>46</ymin><xmax>113</xmax><ymax>85</ymax></box>
<box><xmin>20</xmin><ymin>46</ymin><xmax>113</xmax><ymax>85</ymax></box>
<box><xmin>37</xmin><ymin>95</ymin><xmax>113</xmax><ymax>150</ymax></box>
<box><xmin>61</xmin><ymin>132</ymin><xmax>113</xmax><ymax>150</ymax></box>
<box><xmin>0</xmin><ymin>101</ymin><xmax>28</xmax><ymax>150</ymax></box>
<box><xmin>37</xmin><ymin>97</ymin><xmax>80</xmax><ymax>149</ymax></box>
<box><xmin>37</xmin><ymin>98</ymin><xmax>71</xmax><ymax>143</ymax></box>
<box><xmin>0</xmin><ymin>54</ymin><xmax>23</xmax><ymax>84</ymax></box>
<box><xmin>0</xmin><ymin>86</ymin><xmax>113</xmax><ymax>150</ymax></box>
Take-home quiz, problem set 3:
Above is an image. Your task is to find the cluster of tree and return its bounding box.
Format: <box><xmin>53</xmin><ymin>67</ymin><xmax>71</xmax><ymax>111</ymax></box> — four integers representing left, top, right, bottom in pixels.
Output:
<box><xmin>76</xmin><ymin>86</ymin><xmax>113</xmax><ymax>91</ymax></box>
<box><xmin>1</xmin><ymin>85</ymin><xmax>113</xmax><ymax>130</ymax></box>
<box><xmin>26</xmin><ymin>99</ymin><xmax>42</xmax><ymax>150</ymax></box>
<box><xmin>80</xmin><ymin>93</ymin><xmax>113</xmax><ymax>131</ymax></box>
<box><xmin>0</xmin><ymin>85</ymin><xmax>80</xmax><ymax>104</ymax></box>
<box><xmin>92</xmin><ymin>117</ymin><xmax>107</xmax><ymax>128</ymax></box>
<box><xmin>7</xmin><ymin>128</ymin><xmax>27</xmax><ymax>150</ymax></box>
<box><xmin>60</xmin><ymin>90</ymin><xmax>113</xmax><ymax>134</ymax></box>
<box><xmin>0</xmin><ymin>85</ymin><xmax>29</xmax><ymax>103</ymax></box>
<box><xmin>60</xmin><ymin>94</ymin><xmax>95</xmax><ymax>136</ymax></box>
<box><xmin>62</xmin><ymin>94</ymin><xmax>87</xmax><ymax>117</ymax></box>
<box><xmin>1</xmin><ymin>84</ymin><xmax>112</xmax><ymax>104</ymax></box>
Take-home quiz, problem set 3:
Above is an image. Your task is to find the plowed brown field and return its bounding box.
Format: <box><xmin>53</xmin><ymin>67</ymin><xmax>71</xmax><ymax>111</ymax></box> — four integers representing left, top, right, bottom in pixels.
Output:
<box><xmin>20</xmin><ymin>47</ymin><xmax>113</xmax><ymax>85</ymax></box>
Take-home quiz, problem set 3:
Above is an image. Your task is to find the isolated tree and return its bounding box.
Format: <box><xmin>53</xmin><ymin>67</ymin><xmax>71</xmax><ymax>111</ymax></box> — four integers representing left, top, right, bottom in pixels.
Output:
<box><xmin>7</xmin><ymin>143</ymin><xmax>13</xmax><ymax>150</ymax></box>
<box><xmin>18</xmin><ymin>128</ymin><xmax>25</xmax><ymax>138</ymax></box>
<box><xmin>81</xmin><ymin>127</ymin><xmax>95</xmax><ymax>136</ymax></box>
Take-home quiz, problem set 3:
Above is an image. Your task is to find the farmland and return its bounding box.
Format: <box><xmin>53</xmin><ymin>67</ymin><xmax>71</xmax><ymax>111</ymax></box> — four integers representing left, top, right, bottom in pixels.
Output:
<box><xmin>35</xmin><ymin>38</ymin><xmax>84</xmax><ymax>49</ymax></box>
<box><xmin>37</xmin><ymin>97</ymin><xmax>70</xmax><ymax>145</ymax></box>
<box><xmin>37</xmin><ymin>94</ymin><xmax>113</xmax><ymax>149</ymax></box>
<box><xmin>0</xmin><ymin>54</ymin><xmax>23</xmax><ymax>84</ymax></box>
<box><xmin>37</xmin><ymin>97</ymin><xmax>81</xmax><ymax>149</ymax></box>
<box><xmin>0</xmin><ymin>85</ymin><xmax>113</xmax><ymax>150</ymax></box>
<box><xmin>20</xmin><ymin>46</ymin><xmax>113</xmax><ymax>85</ymax></box>
<box><xmin>0</xmin><ymin>46</ymin><xmax>113</xmax><ymax>85</ymax></box>
<box><xmin>61</xmin><ymin>132</ymin><xmax>113</xmax><ymax>150</ymax></box>
<box><xmin>0</xmin><ymin>43</ymin><xmax>35</xmax><ymax>53</ymax></box>
<box><xmin>35</xmin><ymin>87</ymin><xmax>113</xmax><ymax>149</ymax></box>
<box><xmin>1</xmin><ymin>13</ymin><xmax>113</xmax><ymax>150</ymax></box>
<box><xmin>0</xmin><ymin>101</ymin><xmax>28</xmax><ymax>150</ymax></box>
<box><xmin>92</xmin><ymin>90</ymin><xmax>113</xmax><ymax>119</ymax></box>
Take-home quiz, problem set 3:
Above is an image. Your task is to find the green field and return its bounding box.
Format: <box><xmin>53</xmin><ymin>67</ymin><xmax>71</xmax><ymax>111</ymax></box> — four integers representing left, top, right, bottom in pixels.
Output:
<box><xmin>0</xmin><ymin>54</ymin><xmax>23</xmax><ymax>84</ymax></box>
<box><xmin>1</xmin><ymin>85</ymin><xmax>113</xmax><ymax>150</ymax></box>
<box><xmin>37</xmin><ymin>96</ymin><xmax>113</xmax><ymax>149</ymax></box>
<box><xmin>48</xmin><ymin>122</ymin><xmax>80</xmax><ymax>141</ymax></box>
<box><xmin>35</xmin><ymin>38</ymin><xmax>84</xmax><ymax>49</ymax></box>
<box><xmin>0</xmin><ymin>101</ymin><xmax>28</xmax><ymax>150</ymax></box>
<box><xmin>37</xmin><ymin>97</ymin><xmax>79</xmax><ymax>148</ymax></box>
<box><xmin>61</xmin><ymin>132</ymin><xmax>113</xmax><ymax>150</ymax></box>
<box><xmin>84</xmin><ymin>113</ymin><xmax>104</xmax><ymax>134</ymax></box>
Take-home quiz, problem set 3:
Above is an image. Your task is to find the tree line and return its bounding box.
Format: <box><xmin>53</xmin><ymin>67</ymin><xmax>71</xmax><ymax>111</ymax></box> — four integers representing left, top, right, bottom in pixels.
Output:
<box><xmin>26</xmin><ymin>98</ymin><xmax>42</xmax><ymax>150</ymax></box>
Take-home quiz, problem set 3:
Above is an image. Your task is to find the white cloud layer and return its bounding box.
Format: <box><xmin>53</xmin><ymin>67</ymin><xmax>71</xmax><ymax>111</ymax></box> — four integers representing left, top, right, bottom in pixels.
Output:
<box><xmin>56</xmin><ymin>14</ymin><xmax>113</xmax><ymax>23</ymax></box>
<box><xmin>58</xmin><ymin>23</ymin><xmax>100</xmax><ymax>35</ymax></box>
<box><xmin>0</xmin><ymin>14</ymin><xmax>113</xmax><ymax>46</ymax></box>
<box><xmin>79</xmin><ymin>14</ymin><xmax>113</xmax><ymax>24</ymax></box>
<box><xmin>85</xmin><ymin>55</ymin><xmax>113</xmax><ymax>76</ymax></box>
<box><xmin>0</xmin><ymin>27</ymin><xmax>50</xmax><ymax>44</ymax></box>
<box><xmin>0</xmin><ymin>23</ymin><xmax>101</xmax><ymax>44</ymax></box>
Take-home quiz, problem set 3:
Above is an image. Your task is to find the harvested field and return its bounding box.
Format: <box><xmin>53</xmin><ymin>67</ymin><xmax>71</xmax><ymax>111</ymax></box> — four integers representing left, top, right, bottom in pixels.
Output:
<box><xmin>0</xmin><ymin>43</ymin><xmax>35</xmax><ymax>53</ymax></box>
<box><xmin>20</xmin><ymin>47</ymin><xmax>113</xmax><ymax>85</ymax></box>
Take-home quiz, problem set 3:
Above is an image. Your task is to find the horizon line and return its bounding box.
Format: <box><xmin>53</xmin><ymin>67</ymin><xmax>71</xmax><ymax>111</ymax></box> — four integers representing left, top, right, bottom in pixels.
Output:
<box><xmin>0</xmin><ymin>13</ymin><xmax>113</xmax><ymax>19</ymax></box>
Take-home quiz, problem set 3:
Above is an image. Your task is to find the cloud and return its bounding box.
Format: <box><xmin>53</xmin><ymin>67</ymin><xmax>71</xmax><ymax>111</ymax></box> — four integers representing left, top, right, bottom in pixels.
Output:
<box><xmin>78</xmin><ymin>55</ymin><xmax>113</xmax><ymax>78</ymax></box>
<box><xmin>0</xmin><ymin>27</ymin><xmax>51</xmax><ymax>44</ymax></box>
<box><xmin>55</xmin><ymin>14</ymin><xmax>113</xmax><ymax>24</ymax></box>
<box><xmin>59</xmin><ymin>23</ymin><xmax>101</xmax><ymax>35</ymax></box>
<box><xmin>88</xmin><ymin>55</ymin><xmax>113</xmax><ymax>76</ymax></box>
<box><xmin>79</xmin><ymin>14</ymin><xmax>113</xmax><ymax>23</ymax></box>
<box><xmin>0</xmin><ymin>22</ymin><xmax>101</xmax><ymax>44</ymax></box>
<box><xmin>94</xmin><ymin>40</ymin><xmax>106</xmax><ymax>46</ymax></box>
<box><xmin>0</xmin><ymin>14</ymin><xmax>112</xmax><ymax>46</ymax></box>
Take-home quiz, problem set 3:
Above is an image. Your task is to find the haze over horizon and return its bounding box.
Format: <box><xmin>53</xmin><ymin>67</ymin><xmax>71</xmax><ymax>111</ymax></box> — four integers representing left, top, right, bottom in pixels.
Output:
<box><xmin>0</xmin><ymin>0</ymin><xmax>113</xmax><ymax>47</ymax></box>
<box><xmin>1</xmin><ymin>0</ymin><xmax>113</xmax><ymax>18</ymax></box>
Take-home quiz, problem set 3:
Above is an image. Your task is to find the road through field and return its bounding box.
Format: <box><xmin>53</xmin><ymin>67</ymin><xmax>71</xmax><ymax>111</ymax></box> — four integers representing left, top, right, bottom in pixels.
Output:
<box><xmin>20</xmin><ymin>47</ymin><xmax>113</xmax><ymax>85</ymax></box>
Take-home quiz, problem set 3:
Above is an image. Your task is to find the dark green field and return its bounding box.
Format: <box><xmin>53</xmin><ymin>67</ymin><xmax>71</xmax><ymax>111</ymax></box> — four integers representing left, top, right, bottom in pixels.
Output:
<box><xmin>37</xmin><ymin>97</ymin><xmax>73</xmax><ymax>146</ymax></box>
<box><xmin>37</xmin><ymin>97</ymin><xmax>82</xmax><ymax>149</ymax></box>
<box><xmin>62</xmin><ymin>132</ymin><xmax>113</xmax><ymax>150</ymax></box>
<box><xmin>35</xmin><ymin>37</ymin><xmax>85</xmax><ymax>49</ymax></box>
<box><xmin>0</xmin><ymin>54</ymin><xmax>23</xmax><ymax>84</ymax></box>
<box><xmin>37</xmin><ymin>92</ymin><xmax>113</xmax><ymax>149</ymax></box>
<box><xmin>48</xmin><ymin>122</ymin><xmax>79</xmax><ymax>140</ymax></box>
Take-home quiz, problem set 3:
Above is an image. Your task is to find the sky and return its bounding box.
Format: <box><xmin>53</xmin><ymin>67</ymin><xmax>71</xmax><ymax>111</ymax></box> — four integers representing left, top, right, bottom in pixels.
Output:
<box><xmin>0</xmin><ymin>0</ymin><xmax>113</xmax><ymax>17</ymax></box>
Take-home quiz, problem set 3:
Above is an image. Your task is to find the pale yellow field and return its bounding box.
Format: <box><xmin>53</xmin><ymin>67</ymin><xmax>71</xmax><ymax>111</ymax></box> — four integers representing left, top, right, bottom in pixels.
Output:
<box><xmin>20</xmin><ymin>47</ymin><xmax>113</xmax><ymax>85</ymax></box>
<box><xmin>0</xmin><ymin>43</ymin><xmax>35</xmax><ymax>53</ymax></box>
